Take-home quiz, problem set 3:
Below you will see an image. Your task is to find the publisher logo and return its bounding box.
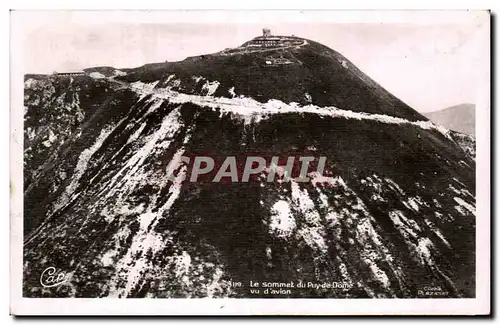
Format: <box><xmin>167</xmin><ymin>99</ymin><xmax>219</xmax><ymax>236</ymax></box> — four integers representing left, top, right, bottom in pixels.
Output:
<box><xmin>40</xmin><ymin>267</ymin><xmax>68</xmax><ymax>288</ymax></box>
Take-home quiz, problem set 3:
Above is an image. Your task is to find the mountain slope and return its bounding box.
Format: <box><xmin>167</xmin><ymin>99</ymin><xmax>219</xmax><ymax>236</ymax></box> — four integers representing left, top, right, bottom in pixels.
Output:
<box><xmin>424</xmin><ymin>104</ymin><xmax>475</xmax><ymax>135</ymax></box>
<box><xmin>23</xmin><ymin>36</ymin><xmax>475</xmax><ymax>298</ymax></box>
<box><xmin>116</xmin><ymin>37</ymin><xmax>427</xmax><ymax>122</ymax></box>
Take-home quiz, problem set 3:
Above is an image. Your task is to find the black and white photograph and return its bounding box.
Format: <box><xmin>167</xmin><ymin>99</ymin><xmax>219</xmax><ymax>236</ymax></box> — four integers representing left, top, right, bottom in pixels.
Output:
<box><xmin>9</xmin><ymin>9</ymin><xmax>491</xmax><ymax>315</ymax></box>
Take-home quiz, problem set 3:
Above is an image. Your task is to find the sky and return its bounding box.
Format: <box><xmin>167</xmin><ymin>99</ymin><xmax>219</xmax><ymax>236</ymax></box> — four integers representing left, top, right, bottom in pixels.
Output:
<box><xmin>14</xmin><ymin>11</ymin><xmax>489</xmax><ymax>113</ymax></box>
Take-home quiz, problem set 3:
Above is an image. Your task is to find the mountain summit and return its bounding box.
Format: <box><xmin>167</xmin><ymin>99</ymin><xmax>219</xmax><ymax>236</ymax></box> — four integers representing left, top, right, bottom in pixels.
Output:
<box><xmin>112</xmin><ymin>29</ymin><xmax>427</xmax><ymax>121</ymax></box>
<box><xmin>23</xmin><ymin>31</ymin><xmax>475</xmax><ymax>298</ymax></box>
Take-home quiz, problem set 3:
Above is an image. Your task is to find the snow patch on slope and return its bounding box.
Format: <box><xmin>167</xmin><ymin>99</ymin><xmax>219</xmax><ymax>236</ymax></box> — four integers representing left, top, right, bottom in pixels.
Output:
<box><xmin>201</xmin><ymin>80</ymin><xmax>220</xmax><ymax>96</ymax></box>
<box><xmin>453</xmin><ymin>197</ymin><xmax>476</xmax><ymax>215</ymax></box>
<box><xmin>269</xmin><ymin>200</ymin><xmax>295</xmax><ymax>238</ymax></box>
<box><xmin>53</xmin><ymin>124</ymin><xmax>118</xmax><ymax>211</ymax></box>
<box><xmin>291</xmin><ymin>181</ymin><xmax>328</xmax><ymax>253</ymax></box>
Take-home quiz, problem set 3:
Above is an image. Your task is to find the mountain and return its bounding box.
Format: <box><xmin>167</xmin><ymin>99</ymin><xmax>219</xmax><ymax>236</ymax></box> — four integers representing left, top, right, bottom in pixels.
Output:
<box><xmin>424</xmin><ymin>104</ymin><xmax>475</xmax><ymax>135</ymax></box>
<box><xmin>448</xmin><ymin>130</ymin><xmax>476</xmax><ymax>160</ymax></box>
<box><xmin>23</xmin><ymin>34</ymin><xmax>475</xmax><ymax>298</ymax></box>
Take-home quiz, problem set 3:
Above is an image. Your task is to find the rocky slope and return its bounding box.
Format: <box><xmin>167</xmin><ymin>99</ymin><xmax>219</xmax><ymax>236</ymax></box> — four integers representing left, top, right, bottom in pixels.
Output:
<box><xmin>23</xmin><ymin>36</ymin><xmax>475</xmax><ymax>298</ymax></box>
<box><xmin>449</xmin><ymin>130</ymin><xmax>476</xmax><ymax>160</ymax></box>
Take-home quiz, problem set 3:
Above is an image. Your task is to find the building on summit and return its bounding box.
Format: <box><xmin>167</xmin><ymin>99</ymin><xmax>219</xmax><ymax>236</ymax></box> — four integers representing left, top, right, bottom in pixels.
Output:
<box><xmin>243</xmin><ymin>29</ymin><xmax>304</xmax><ymax>48</ymax></box>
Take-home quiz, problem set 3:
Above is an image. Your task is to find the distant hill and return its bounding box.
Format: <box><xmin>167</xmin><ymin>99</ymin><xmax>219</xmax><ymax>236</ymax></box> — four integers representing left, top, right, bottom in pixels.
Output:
<box><xmin>424</xmin><ymin>104</ymin><xmax>475</xmax><ymax>135</ymax></box>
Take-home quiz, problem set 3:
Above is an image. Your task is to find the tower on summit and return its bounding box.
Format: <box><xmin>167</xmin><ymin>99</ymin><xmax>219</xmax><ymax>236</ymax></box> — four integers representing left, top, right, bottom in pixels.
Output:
<box><xmin>262</xmin><ymin>28</ymin><xmax>271</xmax><ymax>37</ymax></box>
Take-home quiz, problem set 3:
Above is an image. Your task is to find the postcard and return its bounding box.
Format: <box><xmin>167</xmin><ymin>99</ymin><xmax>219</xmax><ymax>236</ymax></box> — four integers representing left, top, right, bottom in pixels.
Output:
<box><xmin>10</xmin><ymin>9</ymin><xmax>491</xmax><ymax>315</ymax></box>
